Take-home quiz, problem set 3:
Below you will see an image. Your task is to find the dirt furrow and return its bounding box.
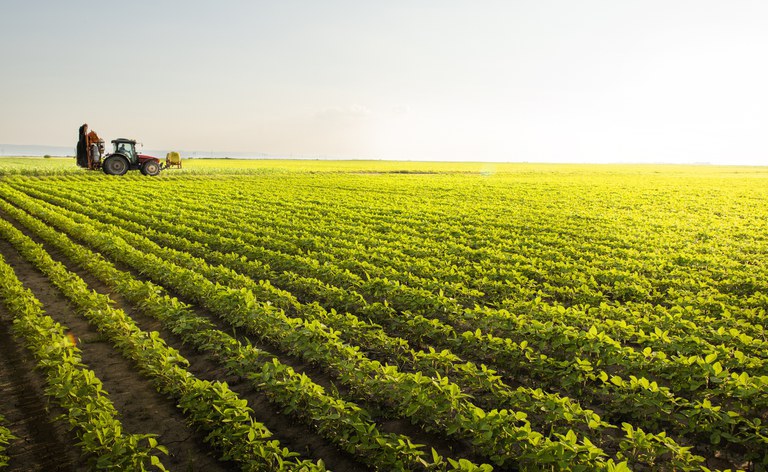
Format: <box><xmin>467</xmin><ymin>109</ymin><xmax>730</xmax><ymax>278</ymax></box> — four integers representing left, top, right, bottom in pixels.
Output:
<box><xmin>0</xmin><ymin>231</ymin><xmax>231</xmax><ymax>471</ymax></box>
<box><xmin>0</xmin><ymin>304</ymin><xmax>87</xmax><ymax>472</ymax></box>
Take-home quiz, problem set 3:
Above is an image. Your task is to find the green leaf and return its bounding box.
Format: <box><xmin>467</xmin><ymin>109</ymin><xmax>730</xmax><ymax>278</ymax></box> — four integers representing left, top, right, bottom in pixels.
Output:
<box><xmin>150</xmin><ymin>455</ymin><xmax>166</xmax><ymax>470</ymax></box>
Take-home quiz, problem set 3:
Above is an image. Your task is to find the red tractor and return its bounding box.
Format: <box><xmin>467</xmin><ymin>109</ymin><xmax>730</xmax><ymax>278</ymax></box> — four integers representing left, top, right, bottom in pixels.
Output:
<box><xmin>76</xmin><ymin>124</ymin><xmax>164</xmax><ymax>176</ymax></box>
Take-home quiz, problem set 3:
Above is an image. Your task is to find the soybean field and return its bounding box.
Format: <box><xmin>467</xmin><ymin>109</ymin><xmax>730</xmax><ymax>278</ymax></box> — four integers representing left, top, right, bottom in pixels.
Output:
<box><xmin>0</xmin><ymin>160</ymin><xmax>767</xmax><ymax>471</ymax></box>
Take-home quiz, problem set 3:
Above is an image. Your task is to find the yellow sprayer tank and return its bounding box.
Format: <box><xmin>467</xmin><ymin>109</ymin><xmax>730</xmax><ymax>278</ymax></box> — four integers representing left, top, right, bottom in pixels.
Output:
<box><xmin>165</xmin><ymin>152</ymin><xmax>182</xmax><ymax>169</ymax></box>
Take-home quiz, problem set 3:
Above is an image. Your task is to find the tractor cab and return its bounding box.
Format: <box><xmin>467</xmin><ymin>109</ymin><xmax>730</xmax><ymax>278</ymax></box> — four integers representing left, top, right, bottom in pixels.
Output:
<box><xmin>112</xmin><ymin>139</ymin><xmax>138</xmax><ymax>164</ymax></box>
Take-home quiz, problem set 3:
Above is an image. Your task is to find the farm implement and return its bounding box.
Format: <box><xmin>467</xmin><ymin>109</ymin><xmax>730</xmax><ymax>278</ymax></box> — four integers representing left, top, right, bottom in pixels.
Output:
<box><xmin>76</xmin><ymin>124</ymin><xmax>167</xmax><ymax>176</ymax></box>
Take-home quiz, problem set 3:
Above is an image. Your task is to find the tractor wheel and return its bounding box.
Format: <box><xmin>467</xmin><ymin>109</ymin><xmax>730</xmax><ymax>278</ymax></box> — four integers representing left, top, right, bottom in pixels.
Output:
<box><xmin>102</xmin><ymin>155</ymin><xmax>129</xmax><ymax>175</ymax></box>
<box><xmin>141</xmin><ymin>160</ymin><xmax>161</xmax><ymax>176</ymax></box>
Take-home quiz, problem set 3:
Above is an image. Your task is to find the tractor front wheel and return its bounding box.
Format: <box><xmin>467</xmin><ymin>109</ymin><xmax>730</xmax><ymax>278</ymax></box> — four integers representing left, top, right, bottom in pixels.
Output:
<box><xmin>141</xmin><ymin>160</ymin><xmax>161</xmax><ymax>176</ymax></box>
<box><xmin>103</xmin><ymin>156</ymin><xmax>129</xmax><ymax>175</ymax></box>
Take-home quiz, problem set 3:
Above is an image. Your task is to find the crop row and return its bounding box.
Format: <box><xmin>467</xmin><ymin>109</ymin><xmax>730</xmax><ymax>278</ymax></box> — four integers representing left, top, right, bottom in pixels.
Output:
<box><xmin>57</xmin><ymin>201</ymin><xmax>749</xmax><ymax>470</ymax></box>
<box><xmin>15</xmin><ymin>184</ymin><xmax>620</xmax><ymax>432</ymax></box>
<box><xmin>0</xmin><ymin>249</ymin><xmax>168</xmax><ymax>470</ymax></box>
<box><xmin>0</xmin><ymin>210</ymin><xmax>326</xmax><ymax>471</ymax></box>
<box><xmin>34</xmin><ymin>178</ymin><xmax>768</xmax><ymax>390</ymax></box>
<box><xmin>0</xmin><ymin>416</ymin><xmax>12</xmax><ymax>468</ymax></box>
<box><xmin>29</xmin><ymin>176</ymin><xmax>768</xmax><ymax>368</ymax></box>
<box><xmin>93</xmin><ymin>185</ymin><xmax>768</xmax><ymax>400</ymax></box>
<box><xmin>14</xmin><ymin>179</ymin><xmax>766</xmax><ymax>467</ymax></box>
<box><xmin>167</xmin><ymin>187</ymin><xmax>768</xmax><ymax>369</ymax></box>
<box><xmin>0</xmin><ymin>185</ymin><xmax>640</xmax><ymax>470</ymax></box>
<box><xmin>2</xmin><ymin>179</ymin><xmax>710</xmax><ymax>469</ymax></box>
<box><xmin>81</xmin><ymin>216</ymin><xmax>762</xmax><ymax>468</ymax></box>
<box><xmin>0</xmin><ymin>185</ymin><xmax>493</xmax><ymax>471</ymax></box>
<box><xmin>106</xmin><ymin>176</ymin><xmax>768</xmax><ymax>314</ymax></box>
<box><xmin>132</xmin><ymin>177</ymin><xmax>768</xmax><ymax>343</ymax></box>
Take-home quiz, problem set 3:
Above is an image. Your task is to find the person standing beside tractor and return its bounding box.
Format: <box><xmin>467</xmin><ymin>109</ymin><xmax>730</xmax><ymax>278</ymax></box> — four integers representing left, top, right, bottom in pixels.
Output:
<box><xmin>76</xmin><ymin>124</ymin><xmax>88</xmax><ymax>167</ymax></box>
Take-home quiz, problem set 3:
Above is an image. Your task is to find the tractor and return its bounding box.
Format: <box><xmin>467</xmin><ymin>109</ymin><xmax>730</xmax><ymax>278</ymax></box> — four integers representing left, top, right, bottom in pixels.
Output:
<box><xmin>102</xmin><ymin>138</ymin><xmax>162</xmax><ymax>176</ymax></box>
<box><xmin>76</xmin><ymin>124</ymin><xmax>164</xmax><ymax>176</ymax></box>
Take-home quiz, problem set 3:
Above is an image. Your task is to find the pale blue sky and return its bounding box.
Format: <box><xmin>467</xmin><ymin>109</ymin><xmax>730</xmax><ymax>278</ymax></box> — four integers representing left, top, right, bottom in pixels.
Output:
<box><xmin>1</xmin><ymin>1</ymin><xmax>767</xmax><ymax>163</ymax></box>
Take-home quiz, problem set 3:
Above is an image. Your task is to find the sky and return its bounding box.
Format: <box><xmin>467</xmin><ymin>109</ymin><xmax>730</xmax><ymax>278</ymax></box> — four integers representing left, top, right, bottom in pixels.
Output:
<box><xmin>1</xmin><ymin>0</ymin><xmax>767</xmax><ymax>164</ymax></box>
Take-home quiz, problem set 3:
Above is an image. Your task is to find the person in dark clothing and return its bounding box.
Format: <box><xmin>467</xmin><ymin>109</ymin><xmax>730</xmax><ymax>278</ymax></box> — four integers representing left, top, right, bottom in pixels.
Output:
<box><xmin>76</xmin><ymin>124</ymin><xmax>88</xmax><ymax>167</ymax></box>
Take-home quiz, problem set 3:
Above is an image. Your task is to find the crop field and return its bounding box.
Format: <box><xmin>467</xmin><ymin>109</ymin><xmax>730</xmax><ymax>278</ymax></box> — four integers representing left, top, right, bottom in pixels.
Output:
<box><xmin>0</xmin><ymin>160</ymin><xmax>767</xmax><ymax>471</ymax></box>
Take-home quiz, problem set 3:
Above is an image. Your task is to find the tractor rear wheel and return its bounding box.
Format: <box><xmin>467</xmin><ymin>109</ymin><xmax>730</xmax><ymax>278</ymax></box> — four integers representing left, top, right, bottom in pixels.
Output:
<box><xmin>141</xmin><ymin>160</ymin><xmax>161</xmax><ymax>176</ymax></box>
<box><xmin>103</xmin><ymin>155</ymin><xmax>129</xmax><ymax>175</ymax></box>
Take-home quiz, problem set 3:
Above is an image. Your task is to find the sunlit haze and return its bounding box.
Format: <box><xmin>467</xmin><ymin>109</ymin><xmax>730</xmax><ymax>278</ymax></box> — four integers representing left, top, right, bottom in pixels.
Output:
<box><xmin>1</xmin><ymin>1</ymin><xmax>767</xmax><ymax>164</ymax></box>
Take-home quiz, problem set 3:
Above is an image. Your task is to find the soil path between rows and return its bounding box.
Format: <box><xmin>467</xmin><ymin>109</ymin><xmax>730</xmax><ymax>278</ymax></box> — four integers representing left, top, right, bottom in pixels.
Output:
<box><xmin>0</xmin><ymin>217</ymin><xmax>232</xmax><ymax>471</ymax></box>
<box><xmin>0</xmin><ymin>302</ymin><xmax>88</xmax><ymax>472</ymax></box>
